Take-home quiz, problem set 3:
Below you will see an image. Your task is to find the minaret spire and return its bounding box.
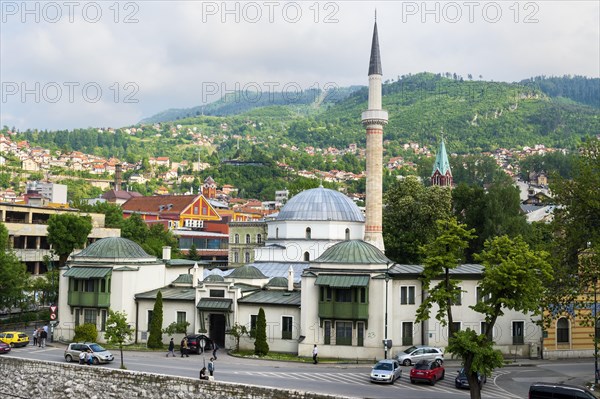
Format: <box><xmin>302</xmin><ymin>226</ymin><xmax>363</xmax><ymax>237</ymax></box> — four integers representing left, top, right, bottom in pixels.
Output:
<box><xmin>362</xmin><ymin>20</ymin><xmax>388</xmax><ymax>253</ymax></box>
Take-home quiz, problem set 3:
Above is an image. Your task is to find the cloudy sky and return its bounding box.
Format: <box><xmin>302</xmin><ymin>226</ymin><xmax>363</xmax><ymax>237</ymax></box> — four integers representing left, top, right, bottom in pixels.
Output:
<box><xmin>1</xmin><ymin>1</ymin><xmax>598</xmax><ymax>131</ymax></box>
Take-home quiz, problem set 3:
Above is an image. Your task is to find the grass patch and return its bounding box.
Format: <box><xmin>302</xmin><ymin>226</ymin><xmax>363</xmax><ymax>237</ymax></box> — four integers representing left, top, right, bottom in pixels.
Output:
<box><xmin>231</xmin><ymin>350</ymin><xmax>372</xmax><ymax>364</ymax></box>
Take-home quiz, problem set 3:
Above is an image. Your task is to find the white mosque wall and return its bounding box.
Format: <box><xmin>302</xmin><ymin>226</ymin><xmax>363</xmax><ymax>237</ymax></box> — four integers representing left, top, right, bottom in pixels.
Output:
<box><xmin>236</xmin><ymin>303</ymin><xmax>301</xmax><ymax>353</ymax></box>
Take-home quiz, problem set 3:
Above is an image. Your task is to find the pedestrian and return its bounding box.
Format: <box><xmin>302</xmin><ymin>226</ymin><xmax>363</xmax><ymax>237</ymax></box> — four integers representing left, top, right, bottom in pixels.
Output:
<box><xmin>78</xmin><ymin>351</ymin><xmax>86</xmax><ymax>365</ymax></box>
<box><xmin>37</xmin><ymin>328</ymin><xmax>43</xmax><ymax>347</ymax></box>
<box><xmin>39</xmin><ymin>328</ymin><xmax>47</xmax><ymax>348</ymax></box>
<box><xmin>87</xmin><ymin>349</ymin><xmax>94</xmax><ymax>365</ymax></box>
<box><xmin>312</xmin><ymin>344</ymin><xmax>318</xmax><ymax>364</ymax></box>
<box><xmin>181</xmin><ymin>336</ymin><xmax>189</xmax><ymax>357</ymax></box>
<box><xmin>166</xmin><ymin>338</ymin><xmax>176</xmax><ymax>357</ymax></box>
<box><xmin>208</xmin><ymin>358</ymin><xmax>215</xmax><ymax>377</ymax></box>
<box><xmin>212</xmin><ymin>342</ymin><xmax>218</xmax><ymax>360</ymax></box>
<box><xmin>32</xmin><ymin>328</ymin><xmax>38</xmax><ymax>346</ymax></box>
<box><xmin>199</xmin><ymin>367</ymin><xmax>209</xmax><ymax>380</ymax></box>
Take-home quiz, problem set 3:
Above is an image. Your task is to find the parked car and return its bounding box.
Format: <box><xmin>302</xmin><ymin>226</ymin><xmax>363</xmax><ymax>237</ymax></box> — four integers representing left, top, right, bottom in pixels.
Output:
<box><xmin>396</xmin><ymin>345</ymin><xmax>444</xmax><ymax>366</ymax></box>
<box><xmin>370</xmin><ymin>359</ymin><xmax>402</xmax><ymax>384</ymax></box>
<box><xmin>410</xmin><ymin>359</ymin><xmax>445</xmax><ymax>386</ymax></box>
<box><xmin>0</xmin><ymin>341</ymin><xmax>11</xmax><ymax>354</ymax></box>
<box><xmin>455</xmin><ymin>367</ymin><xmax>486</xmax><ymax>389</ymax></box>
<box><xmin>529</xmin><ymin>382</ymin><xmax>600</xmax><ymax>399</ymax></box>
<box><xmin>64</xmin><ymin>343</ymin><xmax>114</xmax><ymax>364</ymax></box>
<box><xmin>0</xmin><ymin>331</ymin><xmax>29</xmax><ymax>348</ymax></box>
<box><xmin>185</xmin><ymin>334</ymin><xmax>214</xmax><ymax>354</ymax></box>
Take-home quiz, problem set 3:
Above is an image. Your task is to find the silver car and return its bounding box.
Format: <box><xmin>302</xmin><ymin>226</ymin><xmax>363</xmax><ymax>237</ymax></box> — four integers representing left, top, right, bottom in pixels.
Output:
<box><xmin>370</xmin><ymin>359</ymin><xmax>403</xmax><ymax>384</ymax></box>
<box><xmin>64</xmin><ymin>342</ymin><xmax>114</xmax><ymax>364</ymax></box>
<box><xmin>396</xmin><ymin>345</ymin><xmax>444</xmax><ymax>366</ymax></box>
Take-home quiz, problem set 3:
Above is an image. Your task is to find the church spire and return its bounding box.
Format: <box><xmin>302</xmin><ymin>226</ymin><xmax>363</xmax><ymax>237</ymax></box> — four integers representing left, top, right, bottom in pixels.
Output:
<box><xmin>368</xmin><ymin>18</ymin><xmax>382</xmax><ymax>76</ymax></box>
<box><xmin>431</xmin><ymin>135</ymin><xmax>453</xmax><ymax>187</ymax></box>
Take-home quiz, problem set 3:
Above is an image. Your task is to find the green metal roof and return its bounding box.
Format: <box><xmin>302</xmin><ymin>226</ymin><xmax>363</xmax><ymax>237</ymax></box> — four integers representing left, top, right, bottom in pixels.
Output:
<box><xmin>196</xmin><ymin>298</ymin><xmax>232</xmax><ymax>311</ymax></box>
<box><xmin>227</xmin><ymin>265</ymin><xmax>267</xmax><ymax>279</ymax></box>
<box><xmin>266</xmin><ymin>277</ymin><xmax>288</xmax><ymax>288</ymax></box>
<box><xmin>63</xmin><ymin>267</ymin><xmax>112</xmax><ymax>279</ymax></box>
<box><xmin>314</xmin><ymin>274</ymin><xmax>370</xmax><ymax>288</ymax></box>
<box><xmin>172</xmin><ymin>274</ymin><xmax>193</xmax><ymax>284</ymax></box>
<box><xmin>238</xmin><ymin>290</ymin><xmax>301</xmax><ymax>306</ymax></box>
<box><xmin>204</xmin><ymin>274</ymin><xmax>225</xmax><ymax>283</ymax></box>
<box><xmin>135</xmin><ymin>287</ymin><xmax>196</xmax><ymax>301</ymax></box>
<box><xmin>315</xmin><ymin>240</ymin><xmax>390</xmax><ymax>264</ymax></box>
<box><xmin>73</xmin><ymin>237</ymin><xmax>153</xmax><ymax>260</ymax></box>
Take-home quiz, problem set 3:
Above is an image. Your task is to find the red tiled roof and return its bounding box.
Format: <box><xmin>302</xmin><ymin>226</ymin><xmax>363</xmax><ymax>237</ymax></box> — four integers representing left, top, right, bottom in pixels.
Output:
<box><xmin>122</xmin><ymin>194</ymin><xmax>201</xmax><ymax>214</ymax></box>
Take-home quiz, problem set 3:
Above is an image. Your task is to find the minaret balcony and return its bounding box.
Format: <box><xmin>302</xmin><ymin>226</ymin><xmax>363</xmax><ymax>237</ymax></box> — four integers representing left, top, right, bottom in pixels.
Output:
<box><xmin>361</xmin><ymin>110</ymin><xmax>389</xmax><ymax>125</ymax></box>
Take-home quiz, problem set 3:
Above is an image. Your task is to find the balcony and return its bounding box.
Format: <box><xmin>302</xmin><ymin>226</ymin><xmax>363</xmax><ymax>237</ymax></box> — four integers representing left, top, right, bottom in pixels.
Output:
<box><xmin>318</xmin><ymin>302</ymin><xmax>369</xmax><ymax>320</ymax></box>
<box><xmin>68</xmin><ymin>291</ymin><xmax>111</xmax><ymax>308</ymax></box>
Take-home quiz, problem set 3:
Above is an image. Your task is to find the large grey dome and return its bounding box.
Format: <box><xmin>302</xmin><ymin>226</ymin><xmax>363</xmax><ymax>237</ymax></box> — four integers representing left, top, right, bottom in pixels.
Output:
<box><xmin>276</xmin><ymin>187</ymin><xmax>364</xmax><ymax>222</ymax></box>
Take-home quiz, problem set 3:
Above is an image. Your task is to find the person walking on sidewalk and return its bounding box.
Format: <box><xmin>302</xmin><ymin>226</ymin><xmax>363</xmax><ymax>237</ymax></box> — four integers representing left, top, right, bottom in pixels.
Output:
<box><xmin>208</xmin><ymin>358</ymin><xmax>215</xmax><ymax>377</ymax></box>
<box><xmin>312</xmin><ymin>344</ymin><xmax>318</xmax><ymax>364</ymax></box>
<box><xmin>166</xmin><ymin>338</ymin><xmax>176</xmax><ymax>357</ymax></box>
<box><xmin>180</xmin><ymin>336</ymin><xmax>189</xmax><ymax>357</ymax></box>
<box><xmin>212</xmin><ymin>342</ymin><xmax>218</xmax><ymax>359</ymax></box>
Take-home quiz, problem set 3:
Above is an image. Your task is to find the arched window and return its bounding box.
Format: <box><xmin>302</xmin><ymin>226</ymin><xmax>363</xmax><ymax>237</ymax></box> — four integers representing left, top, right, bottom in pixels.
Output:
<box><xmin>233</xmin><ymin>252</ymin><xmax>239</xmax><ymax>263</ymax></box>
<box><xmin>557</xmin><ymin>317</ymin><xmax>570</xmax><ymax>343</ymax></box>
<box><xmin>304</xmin><ymin>252</ymin><xmax>310</xmax><ymax>261</ymax></box>
<box><xmin>245</xmin><ymin>234</ymin><xmax>251</xmax><ymax>244</ymax></box>
<box><xmin>234</xmin><ymin>234</ymin><xmax>239</xmax><ymax>244</ymax></box>
<box><xmin>276</xmin><ymin>228</ymin><xmax>279</xmax><ymax>239</ymax></box>
<box><xmin>345</xmin><ymin>228</ymin><xmax>350</xmax><ymax>240</ymax></box>
<box><xmin>305</xmin><ymin>227</ymin><xmax>311</xmax><ymax>239</ymax></box>
<box><xmin>257</xmin><ymin>234</ymin><xmax>262</xmax><ymax>244</ymax></box>
<box><xmin>244</xmin><ymin>252</ymin><xmax>250</xmax><ymax>263</ymax></box>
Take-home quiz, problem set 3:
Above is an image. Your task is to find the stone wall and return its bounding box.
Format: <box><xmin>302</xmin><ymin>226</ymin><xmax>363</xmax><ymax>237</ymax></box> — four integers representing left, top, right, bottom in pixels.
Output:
<box><xmin>0</xmin><ymin>357</ymin><xmax>351</xmax><ymax>399</ymax></box>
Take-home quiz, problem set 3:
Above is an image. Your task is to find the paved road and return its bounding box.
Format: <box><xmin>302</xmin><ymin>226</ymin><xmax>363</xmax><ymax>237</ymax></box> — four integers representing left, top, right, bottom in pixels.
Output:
<box><xmin>6</xmin><ymin>343</ymin><xmax>597</xmax><ymax>399</ymax></box>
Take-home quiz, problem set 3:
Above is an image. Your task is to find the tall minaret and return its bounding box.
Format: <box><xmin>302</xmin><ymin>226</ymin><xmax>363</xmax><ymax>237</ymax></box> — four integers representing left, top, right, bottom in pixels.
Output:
<box><xmin>362</xmin><ymin>17</ymin><xmax>388</xmax><ymax>252</ymax></box>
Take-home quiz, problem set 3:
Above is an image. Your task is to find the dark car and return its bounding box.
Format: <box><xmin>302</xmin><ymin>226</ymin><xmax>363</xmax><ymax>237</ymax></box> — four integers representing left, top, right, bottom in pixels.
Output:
<box><xmin>185</xmin><ymin>334</ymin><xmax>214</xmax><ymax>354</ymax></box>
<box><xmin>455</xmin><ymin>367</ymin><xmax>486</xmax><ymax>389</ymax></box>
<box><xmin>410</xmin><ymin>359</ymin><xmax>445</xmax><ymax>386</ymax></box>
<box><xmin>529</xmin><ymin>382</ymin><xmax>599</xmax><ymax>399</ymax></box>
<box><xmin>0</xmin><ymin>341</ymin><xmax>11</xmax><ymax>354</ymax></box>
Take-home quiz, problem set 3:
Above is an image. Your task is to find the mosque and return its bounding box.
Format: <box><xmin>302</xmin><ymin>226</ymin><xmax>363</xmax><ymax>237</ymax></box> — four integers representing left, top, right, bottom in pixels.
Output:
<box><xmin>56</xmin><ymin>21</ymin><xmax>540</xmax><ymax>360</ymax></box>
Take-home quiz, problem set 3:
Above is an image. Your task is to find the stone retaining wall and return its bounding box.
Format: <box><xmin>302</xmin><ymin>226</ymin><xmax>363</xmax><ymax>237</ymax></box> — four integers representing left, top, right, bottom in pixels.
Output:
<box><xmin>0</xmin><ymin>357</ymin><xmax>351</xmax><ymax>399</ymax></box>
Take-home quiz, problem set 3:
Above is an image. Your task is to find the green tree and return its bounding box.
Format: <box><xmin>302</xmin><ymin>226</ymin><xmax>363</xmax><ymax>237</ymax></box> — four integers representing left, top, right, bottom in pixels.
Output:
<box><xmin>121</xmin><ymin>213</ymin><xmax>148</xmax><ymax>245</ymax></box>
<box><xmin>187</xmin><ymin>244</ymin><xmax>199</xmax><ymax>261</ymax></box>
<box><xmin>147</xmin><ymin>291</ymin><xmax>164</xmax><ymax>348</ymax></box>
<box><xmin>162</xmin><ymin>321</ymin><xmax>190</xmax><ymax>336</ymax></box>
<box><xmin>28</xmin><ymin>256</ymin><xmax>59</xmax><ymax>306</ymax></box>
<box><xmin>73</xmin><ymin>323</ymin><xmax>98</xmax><ymax>342</ymax></box>
<box><xmin>47</xmin><ymin>214</ymin><xmax>93</xmax><ymax>266</ymax></box>
<box><xmin>451</xmin><ymin>235</ymin><xmax>552</xmax><ymax>399</ymax></box>
<box><xmin>383</xmin><ymin>176</ymin><xmax>452</xmax><ymax>263</ymax></box>
<box><xmin>227</xmin><ymin>322</ymin><xmax>249</xmax><ymax>352</ymax></box>
<box><xmin>143</xmin><ymin>224</ymin><xmax>179</xmax><ymax>258</ymax></box>
<box><xmin>104</xmin><ymin>309</ymin><xmax>134</xmax><ymax>369</ymax></box>
<box><xmin>416</xmin><ymin>218</ymin><xmax>475</xmax><ymax>339</ymax></box>
<box><xmin>254</xmin><ymin>307</ymin><xmax>269</xmax><ymax>356</ymax></box>
<box><xmin>0</xmin><ymin>223</ymin><xmax>29</xmax><ymax>311</ymax></box>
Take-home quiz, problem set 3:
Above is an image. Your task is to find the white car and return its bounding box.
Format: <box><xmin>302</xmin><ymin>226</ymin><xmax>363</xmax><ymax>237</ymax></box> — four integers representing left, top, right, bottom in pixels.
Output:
<box><xmin>395</xmin><ymin>345</ymin><xmax>444</xmax><ymax>366</ymax></box>
<box><xmin>370</xmin><ymin>359</ymin><xmax>402</xmax><ymax>384</ymax></box>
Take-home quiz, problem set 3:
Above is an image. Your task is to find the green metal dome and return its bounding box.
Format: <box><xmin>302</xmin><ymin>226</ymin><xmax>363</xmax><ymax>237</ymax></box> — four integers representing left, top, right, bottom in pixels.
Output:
<box><xmin>72</xmin><ymin>237</ymin><xmax>153</xmax><ymax>260</ymax></box>
<box><xmin>315</xmin><ymin>240</ymin><xmax>391</xmax><ymax>264</ymax></box>
<box><xmin>204</xmin><ymin>274</ymin><xmax>225</xmax><ymax>283</ymax></box>
<box><xmin>227</xmin><ymin>265</ymin><xmax>267</xmax><ymax>279</ymax></box>
<box><xmin>266</xmin><ymin>277</ymin><xmax>288</xmax><ymax>287</ymax></box>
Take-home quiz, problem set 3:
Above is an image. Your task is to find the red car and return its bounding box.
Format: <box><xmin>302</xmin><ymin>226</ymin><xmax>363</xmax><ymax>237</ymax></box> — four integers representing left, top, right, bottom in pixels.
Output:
<box><xmin>410</xmin><ymin>359</ymin><xmax>445</xmax><ymax>386</ymax></box>
<box><xmin>0</xmin><ymin>341</ymin><xmax>11</xmax><ymax>354</ymax></box>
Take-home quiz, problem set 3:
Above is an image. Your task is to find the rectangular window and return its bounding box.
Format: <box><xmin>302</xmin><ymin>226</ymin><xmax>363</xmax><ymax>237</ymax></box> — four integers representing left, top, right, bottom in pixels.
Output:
<box><xmin>512</xmin><ymin>321</ymin><xmax>525</xmax><ymax>345</ymax></box>
<box><xmin>402</xmin><ymin>322</ymin><xmax>414</xmax><ymax>346</ymax></box>
<box><xmin>209</xmin><ymin>290</ymin><xmax>225</xmax><ymax>298</ymax></box>
<box><xmin>476</xmin><ymin>286</ymin><xmax>491</xmax><ymax>302</ymax></box>
<box><xmin>85</xmin><ymin>280</ymin><xmax>95</xmax><ymax>292</ymax></box>
<box><xmin>320</xmin><ymin>287</ymin><xmax>332</xmax><ymax>301</ymax></box>
<box><xmin>324</xmin><ymin>321</ymin><xmax>331</xmax><ymax>345</ymax></box>
<box><xmin>100</xmin><ymin>310</ymin><xmax>107</xmax><ymax>331</ymax></box>
<box><xmin>75</xmin><ymin>308</ymin><xmax>80</xmax><ymax>326</ymax></box>
<box><xmin>335</xmin><ymin>289</ymin><xmax>352</xmax><ymax>303</ymax></box>
<box><xmin>177</xmin><ymin>311</ymin><xmax>186</xmax><ymax>324</ymax></box>
<box><xmin>84</xmin><ymin>309</ymin><xmax>97</xmax><ymax>326</ymax></box>
<box><xmin>101</xmin><ymin>279</ymin><xmax>106</xmax><ymax>292</ymax></box>
<box><xmin>480</xmin><ymin>321</ymin><xmax>488</xmax><ymax>336</ymax></box>
<box><xmin>400</xmin><ymin>286</ymin><xmax>415</xmax><ymax>305</ymax></box>
<box><xmin>147</xmin><ymin>310</ymin><xmax>153</xmax><ymax>332</ymax></box>
<box><xmin>282</xmin><ymin>316</ymin><xmax>293</xmax><ymax>340</ymax></box>
<box><xmin>450</xmin><ymin>322</ymin><xmax>461</xmax><ymax>335</ymax></box>
<box><xmin>194</xmin><ymin>206</ymin><xmax>199</xmax><ymax>214</ymax></box>
<box><xmin>336</xmin><ymin>321</ymin><xmax>352</xmax><ymax>346</ymax></box>
<box><xmin>451</xmin><ymin>287</ymin><xmax>462</xmax><ymax>306</ymax></box>
<box><xmin>357</xmin><ymin>322</ymin><xmax>365</xmax><ymax>347</ymax></box>
<box><xmin>250</xmin><ymin>315</ymin><xmax>258</xmax><ymax>336</ymax></box>
<box><xmin>359</xmin><ymin>287</ymin><xmax>367</xmax><ymax>303</ymax></box>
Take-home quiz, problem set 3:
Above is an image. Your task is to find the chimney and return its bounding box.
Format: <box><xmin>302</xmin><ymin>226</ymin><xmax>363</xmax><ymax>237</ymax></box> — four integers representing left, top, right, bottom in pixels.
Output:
<box><xmin>192</xmin><ymin>262</ymin><xmax>199</xmax><ymax>288</ymax></box>
<box><xmin>287</xmin><ymin>265</ymin><xmax>294</xmax><ymax>291</ymax></box>
<box><xmin>162</xmin><ymin>246</ymin><xmax>171</xmax><ymax>260</ymax></box>
<box><xmin>115</xmin><ymin>163</ymin><xmax>122</xmax><ymax>190</ymax></box>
